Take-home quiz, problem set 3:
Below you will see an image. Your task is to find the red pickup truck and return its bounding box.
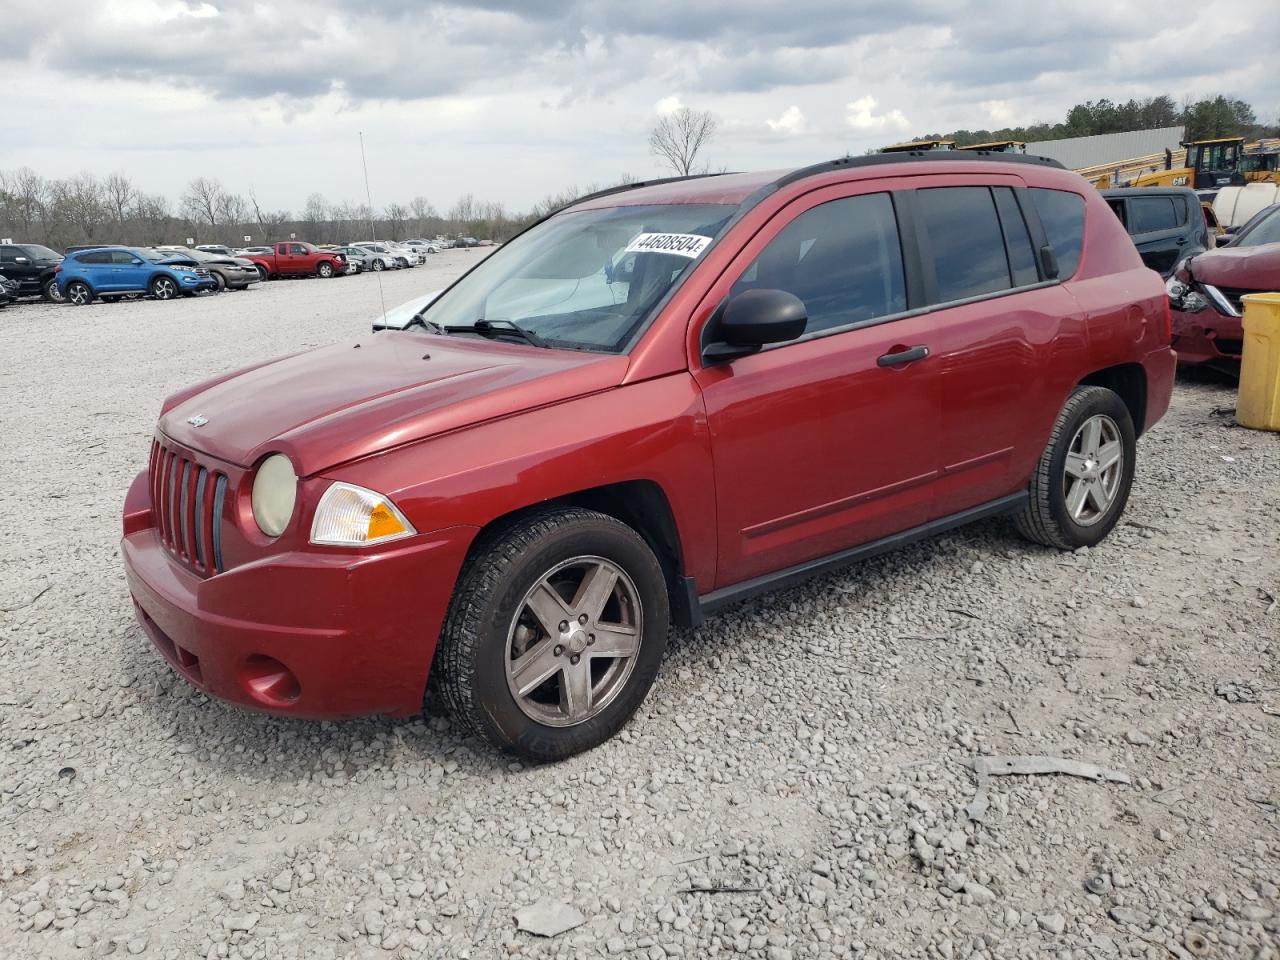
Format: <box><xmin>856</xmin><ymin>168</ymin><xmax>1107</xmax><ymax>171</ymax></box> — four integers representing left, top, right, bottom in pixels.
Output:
<box><xmin>242</xmin><ymin>242</ymin><xmax>346</xmax><ymax>281</ymax></box>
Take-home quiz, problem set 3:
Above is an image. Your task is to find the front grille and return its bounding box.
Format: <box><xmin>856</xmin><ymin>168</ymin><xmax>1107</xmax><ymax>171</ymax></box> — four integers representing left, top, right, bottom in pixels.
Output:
<box><xmin>1213</xmin><ymin>287</ymin><xmax>1260</xmax><ymax>316</ymax></box>
<box><xmin>194</xmin><ymin>268</ymin><xmax>211</xmax><ymax>278</ymax></box>
<box><xmin>149</xmin><ymin>439</ymin><xmax>228</xmax><ymax>575</ymax></box>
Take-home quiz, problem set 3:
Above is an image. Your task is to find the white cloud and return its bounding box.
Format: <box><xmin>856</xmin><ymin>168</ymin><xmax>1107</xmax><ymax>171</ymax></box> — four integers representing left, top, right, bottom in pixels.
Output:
<box><xmin>655</xmin><ymin>95</ymin><xmax>684</xmax><ymax>116</ymax></box>
<box><xmin>766</xmin><ymin>105</ymin><xmax>808</xmax><ymax>136</ymax></box>
<box><xmin>981</xmin><ymin>99</ymin><xmax>1014</xmax><ymax>124</ymax></box>
<box><xmin>844</xmin><ymin>96</ymin><xmax>909</xmax><ymax>133</ymax></box>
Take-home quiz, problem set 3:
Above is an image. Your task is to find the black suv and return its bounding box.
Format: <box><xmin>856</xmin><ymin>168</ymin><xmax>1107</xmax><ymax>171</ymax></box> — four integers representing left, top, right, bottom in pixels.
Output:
<box><xmin>1101</xmin><ymin>187</ymin><xmax>1210</xmax><ymax>277</ymax></box>
<box><xmin>0</xmin><ymin>242</ymin><xmax>66</xmax><ymax>302</ymax></box>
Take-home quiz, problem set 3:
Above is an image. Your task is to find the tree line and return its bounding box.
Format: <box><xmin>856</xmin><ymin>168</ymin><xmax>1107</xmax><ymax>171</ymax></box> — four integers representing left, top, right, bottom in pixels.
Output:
<box><xmin>0</xmin><ymin>171</ymin><xmax>565</xmax><ymax>250</ymax></box>
<box><xmin>913</xmin><ymin>93</ymin><xmax>1277</xmax><ymax>149</ymax></box>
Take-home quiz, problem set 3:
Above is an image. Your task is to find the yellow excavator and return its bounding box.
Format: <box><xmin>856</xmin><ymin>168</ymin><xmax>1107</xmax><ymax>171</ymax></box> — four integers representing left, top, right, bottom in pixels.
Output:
<box><xmin>1129</xmin><ymin>136</ymin><xmax>1280</xmax><ymax>189</ymax></box>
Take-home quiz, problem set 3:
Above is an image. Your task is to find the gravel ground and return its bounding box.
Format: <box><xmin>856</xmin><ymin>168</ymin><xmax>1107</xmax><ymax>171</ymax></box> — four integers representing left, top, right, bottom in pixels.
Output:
<box><xmin>1</xmin><ymin>252</ymin><xmax>1278</xmax><ymax>959</ymax></box>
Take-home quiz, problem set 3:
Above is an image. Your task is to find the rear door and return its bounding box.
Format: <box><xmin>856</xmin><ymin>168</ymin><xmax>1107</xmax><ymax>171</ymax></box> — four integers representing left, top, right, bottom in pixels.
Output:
<box><xmin>693</xmin><ymin>185</ymin><xmax>941</xmax><ymax>587</ymax></box>
<box><xmin>77</xmin><ymin>250</ymin><xmax>115</xmax><ymax>290</ymax></box>
<box><xmin>1125</xmin><ymin>194</ymin><xmax>1187</xmax><ymax>276</ymax></box>
<box><xmin>908</xmin><ymin>179</ymin><xmax>1084</xmax><ymax>517</ymax></box>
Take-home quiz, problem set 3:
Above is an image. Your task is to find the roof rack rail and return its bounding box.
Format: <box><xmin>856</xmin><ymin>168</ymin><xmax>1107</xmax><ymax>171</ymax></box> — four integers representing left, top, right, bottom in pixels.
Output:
<box><xmin>773</xmin><ymin>151</ymin><xmax>1064</xmax><ymax>189</ymax></box>
<box><xmin>560</xmin><ymin>172</ymin><xmax>733</xmax><ymax>212</ymax></box>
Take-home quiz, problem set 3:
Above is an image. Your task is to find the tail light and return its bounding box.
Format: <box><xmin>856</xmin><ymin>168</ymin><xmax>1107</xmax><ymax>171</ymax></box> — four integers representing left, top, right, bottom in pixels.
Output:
<box><xmin>54</xmin><ymin>265</ymin><xmax>62</xmax><ymax>273</ymax></box>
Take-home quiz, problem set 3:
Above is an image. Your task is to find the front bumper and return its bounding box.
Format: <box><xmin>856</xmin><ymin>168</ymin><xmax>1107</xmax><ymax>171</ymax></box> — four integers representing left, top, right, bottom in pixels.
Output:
<box><xmin>121</xmin><ymin>470</ymin><xmax>476</xmax><ymax>718</ymax></box>
<box><xmin>1171</xmin><ymin>307</ymin><xmax>1243</xmax><ymax>365</ymax></box>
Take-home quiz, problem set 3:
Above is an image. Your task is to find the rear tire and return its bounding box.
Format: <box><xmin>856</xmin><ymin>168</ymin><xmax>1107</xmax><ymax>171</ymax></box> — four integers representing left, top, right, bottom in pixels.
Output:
<box><xmin>1015</xmin><ymin>386</ymin><xmax>1136</xmax><ymax>549</ymax></box>
<box><xmin>42</xmin><ymin>277</ymin><xmax>65</xmax><ymax>303</ymax></box>
<box><xmin>66</xmin><ymin>281</ymin><xmax>93</xmax><ymax>306</ymax></box>
<box><xmin>436</xmin><ymin>508</ymin><xmax>670</xmax><ymax>762</ymax></box>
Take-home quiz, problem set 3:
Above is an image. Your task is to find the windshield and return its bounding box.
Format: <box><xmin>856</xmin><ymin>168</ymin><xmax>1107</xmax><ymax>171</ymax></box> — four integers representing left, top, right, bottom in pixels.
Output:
<box><xmin>22</xmin><ymin>244</ymin><xmax>61</xmax><ymax>260</ymax></box>
<box><xmin>1235</xmin><ymin>207</ymin><xmax>1280</xmax><ymax>248</ymax></box>
<box><xmin>423</xmin><ymin>202</ymin><xmax>735</xmax><ymax>352</ymax></box>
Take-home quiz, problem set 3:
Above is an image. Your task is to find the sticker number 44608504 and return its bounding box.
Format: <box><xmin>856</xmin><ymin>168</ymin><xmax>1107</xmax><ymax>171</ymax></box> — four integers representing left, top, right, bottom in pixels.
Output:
<box><xmin>624</xmin><ymin>233</ymin><xmax>714</xmax><ymax>259</ymax></box>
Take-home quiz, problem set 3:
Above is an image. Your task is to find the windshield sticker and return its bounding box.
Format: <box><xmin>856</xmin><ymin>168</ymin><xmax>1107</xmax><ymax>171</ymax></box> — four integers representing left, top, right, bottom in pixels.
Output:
<box><xmin>624</xmin><ymin>233</ymin><xmax>714</xmax><ymax>259</ymax></box>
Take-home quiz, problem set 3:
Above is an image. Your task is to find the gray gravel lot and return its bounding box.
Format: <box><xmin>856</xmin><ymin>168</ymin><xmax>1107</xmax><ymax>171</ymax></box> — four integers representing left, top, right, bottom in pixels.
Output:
<box><xmin>1</xmin><ymin>250</ymin><xmax>1278</xmax><ymax>959</ymax></box>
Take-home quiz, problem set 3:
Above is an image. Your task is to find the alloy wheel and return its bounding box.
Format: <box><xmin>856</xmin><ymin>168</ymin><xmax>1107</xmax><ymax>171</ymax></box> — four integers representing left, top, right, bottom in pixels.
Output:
<box><xmin>1062</xmin><ymin>414</ymin><xmax>1123</xmax><ymax>526</ymax></box>
<box><xmin>504</xmin><ymin>556</ymin><xmax>643</xmax><ymax>727</ymax></box>
<box><xmin>45</xmin><ymin>279</ymin><xmax>66</xmax><ymax>303</ymax></box>
<box><xmin>68</xmin><ymin>283</ymin><xmax>91</xmax><ymax>306</ymax></box>
<box><xmin>153</xmin><ymin>278</ymin><xmax>177</xmax><ymax>300</ymax></box>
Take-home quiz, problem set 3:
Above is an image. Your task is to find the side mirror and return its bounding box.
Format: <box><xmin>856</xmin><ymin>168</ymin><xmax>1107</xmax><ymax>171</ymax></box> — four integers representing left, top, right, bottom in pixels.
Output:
<box><xmin>704</xmin><ymin>288</ymin><xmax>808</xmax><ymax>362</ymax></box>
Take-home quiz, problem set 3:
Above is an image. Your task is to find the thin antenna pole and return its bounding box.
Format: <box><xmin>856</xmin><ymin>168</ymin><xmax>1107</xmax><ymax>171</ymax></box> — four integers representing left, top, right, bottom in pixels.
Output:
<box><xmin>359</xmin><ymin>130</ymin><xmax>388</xmax><ymax>323</ymax></box>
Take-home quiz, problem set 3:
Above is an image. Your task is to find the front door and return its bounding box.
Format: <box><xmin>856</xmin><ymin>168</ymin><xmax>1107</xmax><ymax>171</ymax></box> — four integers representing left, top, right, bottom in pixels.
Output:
<box><xmin>692</xmin><ymin>188</ymin><xmax>941</xmax><ymax>588</ymax></box>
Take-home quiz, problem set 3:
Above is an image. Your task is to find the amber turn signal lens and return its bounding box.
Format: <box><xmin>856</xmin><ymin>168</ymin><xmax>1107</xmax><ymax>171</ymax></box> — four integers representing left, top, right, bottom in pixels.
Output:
<box><xmin>310</xmin><ymin>482</ymin><xmax>416</xmax><ymax>546</ymax></box>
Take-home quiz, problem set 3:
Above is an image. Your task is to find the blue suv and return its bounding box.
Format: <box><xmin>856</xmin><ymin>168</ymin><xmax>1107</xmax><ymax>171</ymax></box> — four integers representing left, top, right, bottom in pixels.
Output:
<box><xmin>57</xmin><ymin>247</ymin><xmax>216</xmax><ymax>305</ymax></box>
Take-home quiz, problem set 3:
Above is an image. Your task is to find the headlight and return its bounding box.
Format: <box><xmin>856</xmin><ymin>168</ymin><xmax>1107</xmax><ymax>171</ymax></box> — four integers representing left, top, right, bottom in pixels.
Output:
<box><xmin>251</xmin><ymin>453</ymin><xmax>298</xmax><ymax>537</ymax></box>
<box><xmin>310</xmin><ymin>482</ymin><xmax>416</xmax><ymax>546</ymax></box>
<box><xmin>1165</xmin><ymin>276</ymin><xmax>1188</xmax><ymax>300</ymax></box>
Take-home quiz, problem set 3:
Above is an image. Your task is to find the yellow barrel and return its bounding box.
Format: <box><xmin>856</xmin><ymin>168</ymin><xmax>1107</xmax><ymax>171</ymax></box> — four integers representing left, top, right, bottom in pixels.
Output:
<box><xmin>1237</xmin><ymin>292</ymin><xmax>1280</xmax><ymax>431</ymax></box>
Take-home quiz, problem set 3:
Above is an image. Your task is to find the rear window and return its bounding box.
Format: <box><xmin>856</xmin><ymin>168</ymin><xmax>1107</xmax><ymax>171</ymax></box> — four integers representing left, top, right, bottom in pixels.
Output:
<box><xmin>1030</xmin><ymin>188</ymin><xmax>1086</xmax><ymax>279</ymax></box>
<box><xmin>1129</xmin><ymin>196</ymin><xmax>1180</xmax><ymax>234</ymax></box>
<box><xmin>918</xmin><ymin>187</ymin><xmax>1011</xmax><ymax>302</ymax></box>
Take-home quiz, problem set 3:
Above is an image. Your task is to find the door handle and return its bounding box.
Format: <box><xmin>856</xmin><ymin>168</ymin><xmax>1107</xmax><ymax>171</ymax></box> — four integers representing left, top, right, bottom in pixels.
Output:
<box><xmin>877</xmin><ymin>345</ymin><xmax>930</xmax><ymax>367</ymax></box>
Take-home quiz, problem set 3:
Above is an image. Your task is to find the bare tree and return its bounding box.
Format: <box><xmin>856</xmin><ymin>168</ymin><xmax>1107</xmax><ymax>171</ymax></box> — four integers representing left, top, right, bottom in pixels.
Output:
<box><xmin>301</xmin><ymin>193</ymin><xmax>328</xmax><ymax>241</ymax></box>
<box><xmin>648</xmin><ymin>108</ymin><xmax>719</xmax><ymax>176</ymax></box>
<box><xmin>56</xmin><ymin>174</ymin><xmax>109</xmax><ymax>241</ymax></box>
<box><xmin>384</xmin><ymin>202</ymin><xmax>409</xmax><ymax>239</ymax></box>
<box><xmin>5</xmin><ymin>167</ymin><xmax>48</xmax><ymax>234</ymax></box>
<box><xmin>181</xmin><ymin>177</ymin><xmax>225</xmax><ymax>230</ymax></box>
<box><xmin>103</xmin><ymin>173</ymin><xmax>136</xmax><ymax>227</ymax></box>
<box><xmin>410</xmin><ymin>196</ymin><xmax>437</xmax><ymax>236</ymax></box>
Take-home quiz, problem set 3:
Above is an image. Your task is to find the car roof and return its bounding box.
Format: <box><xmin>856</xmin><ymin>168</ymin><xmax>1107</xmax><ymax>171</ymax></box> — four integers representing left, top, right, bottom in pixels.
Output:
<box><xmin>1101</xmin><ymin>187</ymin><xmax>1199</xmax><ymax>198</ymax></box>
<box><xmin>572</xmin><ymin>153</ymin><xmax>1067</xmax><ymax>211</ymax></box>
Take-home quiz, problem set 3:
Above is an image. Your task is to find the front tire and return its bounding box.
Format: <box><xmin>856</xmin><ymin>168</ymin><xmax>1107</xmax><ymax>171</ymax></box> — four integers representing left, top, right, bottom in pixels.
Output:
<box><xmin>66</xmin><ymin>281</ymin><xmax>93</xmax><ymax>306</ymax></box>
<box><xmin>256</xmin><ymin>265</ymin><xmax>269</xmax><ymax>282</ymax></box>
<box><xmin>371</xmin><ymin>258</ymin><xmax>385</xmax><ymax>272</ymax></box>
<box><xmin>1015</xmin><ymin>386</ymin><xmax>1136</xmax><ymax>549</ymax></box>
<box><xmin>211</xmin><ymin>272</ymin><xmax>226</xmax><ymax>292</ymax></box>
<box><xmin>150</xmin><ymin>276</ymin><xmax>178</xmax><ymax>301</ymax></box>
<box><xmin>437</xmin><ymin>508</ymin><xmax>670</xmax><ymax>762</ymax></box>
<box><xmin>317</xmin><ymin>262</ymin><xmax>334</xmax><ymax>278</ymax></box>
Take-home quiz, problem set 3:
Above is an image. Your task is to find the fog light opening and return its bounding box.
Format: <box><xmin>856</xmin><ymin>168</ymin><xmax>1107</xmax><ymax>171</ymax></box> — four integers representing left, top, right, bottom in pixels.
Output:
<box><xmin>241</xmin><ymin>655</ymin><xmax>301</xmax><ymax>706</ymax></box>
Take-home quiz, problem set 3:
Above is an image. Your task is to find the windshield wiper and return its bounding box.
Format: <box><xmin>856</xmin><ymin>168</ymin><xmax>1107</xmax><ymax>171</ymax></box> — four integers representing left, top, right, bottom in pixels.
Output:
<box><xmin>408</xmin><ymin>312</ymin><xmax>448</xmax><ymax>335</ymax></box>
<box><xmin>456</xmin><ymin>318</ymin><xmax>548</xmax><ymax>348</ymax></box>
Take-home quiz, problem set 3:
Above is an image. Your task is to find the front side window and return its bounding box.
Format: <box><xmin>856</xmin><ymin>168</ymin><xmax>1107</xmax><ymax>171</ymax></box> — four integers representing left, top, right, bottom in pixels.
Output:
<box><xmin>1234</xmin><ymin>207</ymin><xmax>1280</xmax><ymax>248</ymax></box>
<box><xmin>1030</xmin><ymin>188</ymin><xmax>1086</xmax><ymax>279</ymax></box>
<box><xmin>424</xmin><ymin>202</ymin><xmax>735</xmax><ymax>352</ymax></box>
<box><xmin>729</xmin><ymin>193</ymin><xmax>906</xmax><ymax>334</ymax></box>
<box><xmin>919</xmin><ymin>187</ymin><xmax>1011</xmax><ymax>302</ymax></box>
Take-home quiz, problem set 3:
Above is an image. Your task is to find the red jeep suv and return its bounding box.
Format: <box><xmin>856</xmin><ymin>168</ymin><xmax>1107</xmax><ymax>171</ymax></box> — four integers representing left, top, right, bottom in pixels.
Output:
<box><xmin>122</xmin><ymin>153</ymin><xmax>1175</xmax><ymax>760</ymax></box>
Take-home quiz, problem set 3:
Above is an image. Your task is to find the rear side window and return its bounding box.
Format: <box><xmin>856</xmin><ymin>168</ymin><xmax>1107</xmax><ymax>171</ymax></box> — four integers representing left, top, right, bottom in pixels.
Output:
<box><xmin>1030</xmin><ymin>188</ymin><xmax>1086</xmax><ymax>279</ymax></box>
<box><xmin>0</xmin><ymin>246</ymin><xmax>18</xmax><ymax>262</ymax></box>
<box><xmin>992</xmin><ymin>187</ymin><xmax>1040</xmax><ymax>287</ymax></box>
<box><xmin>730</xmin><ymin>192</ymin><xmax>906</xmax><ymax>335</ymax></box>
<box><xmin>918</xmin><ymin>187</ymin><xmax>1010</xmax><ymax>302</ymax></box>
<box><xmin>80</xmin><ymin>251</ymin><xmax>112</xmax><ymax>265</ymax></box>
<box><xmin>1129</xmin><ymin>196</ymin><xmax>1180</xmax><ymax>234</ymax></box>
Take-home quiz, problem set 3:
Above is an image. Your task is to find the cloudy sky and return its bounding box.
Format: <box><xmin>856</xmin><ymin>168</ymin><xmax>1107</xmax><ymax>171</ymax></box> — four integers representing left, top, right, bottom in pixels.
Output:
<box><xmin>4</xmin><ymin>0</ymin><xmax>1276</xmax><ymax>215</ymax></box>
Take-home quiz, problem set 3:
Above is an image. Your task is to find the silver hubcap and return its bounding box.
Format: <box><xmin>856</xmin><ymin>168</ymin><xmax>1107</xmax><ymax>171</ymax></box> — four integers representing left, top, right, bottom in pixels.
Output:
<box><xmin>1063</xmin><ymin>414</ymin><xmax>1123</xmax><ymax>526</ymax></box>
<box><xmin>320</xmin><ymin>265</ymin><xmax>331</xmax><ymax>276</ymax></box>
<box><xmin>505</xmin><ymin>556</ymin><xmax>642</xmax><ymax>727</ymax></box>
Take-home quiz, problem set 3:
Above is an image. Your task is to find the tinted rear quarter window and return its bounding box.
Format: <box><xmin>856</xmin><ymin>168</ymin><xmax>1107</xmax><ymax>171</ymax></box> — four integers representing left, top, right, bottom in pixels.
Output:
<box><xmin>731</xmin><ymin>192</ymin><xmax>906</xmax><ymax>334</ymax></box>
<box><xmin>918</xmin><ymin>186</ymin><xmax>1010</xmax><ymax>302</ymax></box>
<box><xmin>1030</xmin><ymin>188</ymin><xmax>1086</xmax><ymax>279</ymax></box>
<box><xmin>1129</xmin><ymin>196</ymin><xmax>1179</xmax><ymax>234</ymax></box>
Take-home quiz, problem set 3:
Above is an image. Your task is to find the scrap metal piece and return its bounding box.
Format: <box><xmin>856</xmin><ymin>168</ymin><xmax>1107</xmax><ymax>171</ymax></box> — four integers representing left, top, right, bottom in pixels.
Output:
<box><xmin>964</xmin><ymin>755</ymin><xmax>1131</xmax><ymax>822</ymax></box>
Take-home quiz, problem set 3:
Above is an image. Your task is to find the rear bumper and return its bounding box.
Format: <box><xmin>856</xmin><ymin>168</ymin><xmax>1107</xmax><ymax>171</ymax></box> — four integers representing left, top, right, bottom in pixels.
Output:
<box><xmin>1171</xmin><ymin>307</ymin><xmax>1242</xmax><ymax>365</ymax></box>
<box><xmin>121</xmin><ymin>470</ymin><xmax>476</xmax><ymax>719</ymax></box>
<box><xmin>1141</xmin><ymin>346</ymin><xmax>1178</xmax><ymax>433</ymax></box>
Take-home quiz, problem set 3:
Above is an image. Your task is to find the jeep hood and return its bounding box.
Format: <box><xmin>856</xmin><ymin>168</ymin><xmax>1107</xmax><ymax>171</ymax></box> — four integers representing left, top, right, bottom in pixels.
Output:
<box><xmin>1188</xmin><ymin>243</ymin><xmax>1280</xmax><ymax>289</ymax></box>
<box><xmin>159</xmin><ymin>333</ymin><xmax>628</xmax><ymax>475</ymax></box>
